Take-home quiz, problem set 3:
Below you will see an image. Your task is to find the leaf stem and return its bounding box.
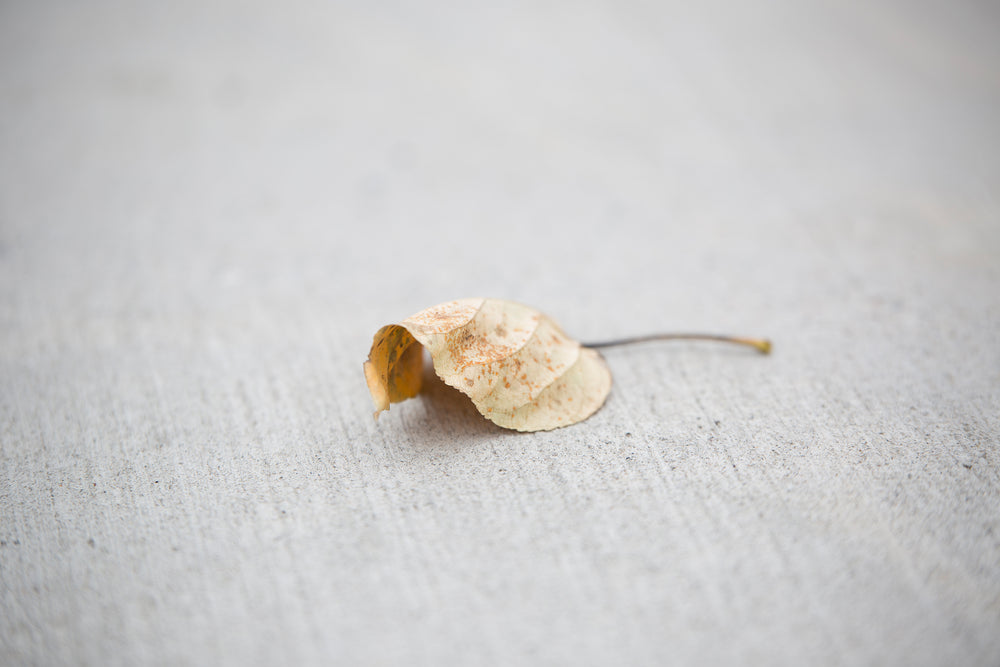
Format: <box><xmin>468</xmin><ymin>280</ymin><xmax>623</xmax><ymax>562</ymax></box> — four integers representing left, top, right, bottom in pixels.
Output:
<box><xmin>585</xmin><ymin>333</ymin><xmax>772</xmax><ymax>355</ymax></box>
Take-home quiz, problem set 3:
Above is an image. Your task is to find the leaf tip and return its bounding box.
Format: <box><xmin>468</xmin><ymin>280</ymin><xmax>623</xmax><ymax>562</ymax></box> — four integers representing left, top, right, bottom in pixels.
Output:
<box><xmin>363</xmin><ymin>358</ymin><xmax>391</xmax><ymax>416</ymax></box>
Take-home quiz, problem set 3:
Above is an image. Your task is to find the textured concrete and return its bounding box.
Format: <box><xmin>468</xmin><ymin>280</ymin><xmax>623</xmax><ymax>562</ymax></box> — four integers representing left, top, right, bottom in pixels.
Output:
<box><xmin>2</xmin><ymin>1</ymin><xmax>999</xmax><ymax>665</ymax></box>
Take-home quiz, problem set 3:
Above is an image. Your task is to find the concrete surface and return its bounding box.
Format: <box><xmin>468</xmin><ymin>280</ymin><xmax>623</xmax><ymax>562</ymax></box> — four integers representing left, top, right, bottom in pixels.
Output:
<box><xmin>2</xmin><ymin>0</ymin><xmax>999</xmax><ymax>664</ymax></box>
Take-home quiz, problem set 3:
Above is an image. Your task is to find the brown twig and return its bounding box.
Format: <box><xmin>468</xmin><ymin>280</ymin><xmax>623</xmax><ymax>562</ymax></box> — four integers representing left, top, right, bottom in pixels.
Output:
<box><xmin>585</xmin><ymin>333</ymin><xmax>772</xmax><ymax>355</ymax></box>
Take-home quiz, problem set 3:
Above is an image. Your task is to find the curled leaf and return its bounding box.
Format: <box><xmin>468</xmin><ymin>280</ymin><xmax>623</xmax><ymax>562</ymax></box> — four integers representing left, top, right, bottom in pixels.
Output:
<box><xmin>363</xmin><ymin>298</ymin><xmax>612</xmax><ymax>432</ymax></box>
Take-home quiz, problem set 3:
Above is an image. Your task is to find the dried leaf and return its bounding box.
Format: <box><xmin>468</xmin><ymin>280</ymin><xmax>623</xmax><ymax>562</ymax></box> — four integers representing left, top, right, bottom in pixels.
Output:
<box><xmin>363</xmin><ymin>298</ymin><xmax>612</xmax><ymax>432</ymax></box>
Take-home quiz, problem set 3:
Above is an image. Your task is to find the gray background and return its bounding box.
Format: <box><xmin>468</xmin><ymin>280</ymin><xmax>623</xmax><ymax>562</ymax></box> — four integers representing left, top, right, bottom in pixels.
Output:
<box><xmin>2</xmin><ymin>0</ymin><xmax>999</xmax><ymax>665</ymax></box>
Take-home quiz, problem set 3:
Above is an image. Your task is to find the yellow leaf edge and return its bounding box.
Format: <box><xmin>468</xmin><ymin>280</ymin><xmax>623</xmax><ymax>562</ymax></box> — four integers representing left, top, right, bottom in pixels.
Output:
<box><xmin>363</xmin><ymin>324</ymin><xmax>425</xmax><ymax>420</ymax></box>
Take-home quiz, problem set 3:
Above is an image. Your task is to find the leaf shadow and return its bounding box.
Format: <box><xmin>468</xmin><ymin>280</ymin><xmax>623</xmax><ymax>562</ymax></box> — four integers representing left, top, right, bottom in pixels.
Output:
<box><xmin>398</xmin><ymin>361</ymin><xmax>512</xmax><ymax>444</ymax></box>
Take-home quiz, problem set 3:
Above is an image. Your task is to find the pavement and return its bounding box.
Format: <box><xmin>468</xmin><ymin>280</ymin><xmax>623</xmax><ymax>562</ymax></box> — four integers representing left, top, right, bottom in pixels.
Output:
<box><xmin>2</xmin><ymin>1</ymin><xmax>999</xmax><ymax>664</ymax></box>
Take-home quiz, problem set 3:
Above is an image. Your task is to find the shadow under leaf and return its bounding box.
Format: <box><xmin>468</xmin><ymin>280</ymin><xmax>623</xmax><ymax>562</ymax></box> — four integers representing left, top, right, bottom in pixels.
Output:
<box><xmin>392</xmin><ymin>359</ymin><xmax>511</xmax><ymax>444</ymax></box>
